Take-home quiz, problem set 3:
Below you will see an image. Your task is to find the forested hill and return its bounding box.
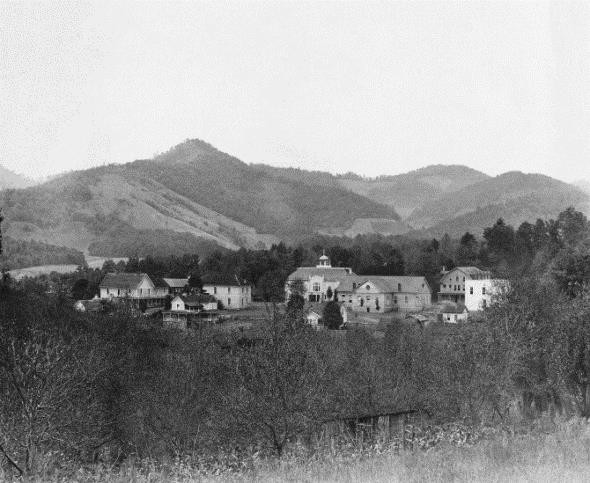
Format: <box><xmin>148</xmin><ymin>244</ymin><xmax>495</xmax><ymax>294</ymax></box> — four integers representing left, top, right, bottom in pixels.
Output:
<box><xmin>406</xmin><ymin>172</ymin><xmax>589</xmax><ymax>237</ymax></box>
<box><xmin>0</xmin><ymin>165</ymin><xmax>32</xmax><ymax>190</ymax></box>
<box><xmin>0</xmin><ymin>139</ymin><xmax>399</xmax><ymax>256</ymax></box>
<box><xmin>337</xmin><ymin>165</ymin><xmax>491</xmax><ymax>218</ymax></box>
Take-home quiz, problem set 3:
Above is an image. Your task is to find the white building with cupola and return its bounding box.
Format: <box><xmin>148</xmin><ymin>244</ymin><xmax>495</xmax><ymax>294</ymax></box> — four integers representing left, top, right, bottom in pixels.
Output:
<box><xmin>285</xmin><ymin>253</ymin><xmax>357</xmax><ymax>303</ymax></box>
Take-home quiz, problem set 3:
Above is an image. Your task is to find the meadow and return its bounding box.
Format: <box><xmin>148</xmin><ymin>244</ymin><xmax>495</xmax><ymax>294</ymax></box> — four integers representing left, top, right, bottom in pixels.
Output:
<box><xmin>9</xmin><ymin>419</ymin><xmax>590</xmax><ymax>482</ymax></box>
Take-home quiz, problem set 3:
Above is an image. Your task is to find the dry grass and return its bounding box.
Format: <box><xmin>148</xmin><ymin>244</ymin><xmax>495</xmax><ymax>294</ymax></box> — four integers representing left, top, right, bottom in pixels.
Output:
<box><xmin>8</xmin><ymin>419</ymin><xmax>590</xmax><ymax>482</ymax></box>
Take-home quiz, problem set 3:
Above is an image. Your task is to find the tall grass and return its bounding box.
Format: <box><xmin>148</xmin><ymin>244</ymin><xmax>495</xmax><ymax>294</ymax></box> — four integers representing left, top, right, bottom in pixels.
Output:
<box><xmin>6</xmin><ymin>419</ymin><xmax>590</xmax><ymax>482</ymax></box>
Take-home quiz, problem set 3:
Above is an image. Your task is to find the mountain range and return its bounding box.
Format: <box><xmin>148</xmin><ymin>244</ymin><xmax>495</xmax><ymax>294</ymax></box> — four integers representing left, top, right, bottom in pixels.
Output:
<box><xmin>0</xmin><ymin>139</ymin><xmax>587</xmax><ymax>258</ymax></box>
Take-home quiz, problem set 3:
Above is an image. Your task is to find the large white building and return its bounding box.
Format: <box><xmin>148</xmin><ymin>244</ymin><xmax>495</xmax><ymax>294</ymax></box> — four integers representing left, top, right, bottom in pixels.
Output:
<box><xmin>285</xmin><ymin>254</ymin><xmax>357</xmax><ymax>303</ymax></box>
<box><xmin>465</xmin><ymin>278</ymin><xmax>509</xmax><ymax>311</ymax></box>
<box><xmin>438</xmin><ymin>266</ymin><xmax>491</xmax><ymax>303</ymax></box>
<box><xmin>286</xmin><ymin>254</ymin><xmax>432</xmax><ymax>313</ymax></box>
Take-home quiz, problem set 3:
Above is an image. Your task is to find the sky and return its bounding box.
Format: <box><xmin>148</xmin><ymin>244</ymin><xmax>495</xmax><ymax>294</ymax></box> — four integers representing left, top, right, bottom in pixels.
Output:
<box><xmin>1</xmin><ymin>1</ymin><xmax>589</xmax><ymax>182</ymax></box>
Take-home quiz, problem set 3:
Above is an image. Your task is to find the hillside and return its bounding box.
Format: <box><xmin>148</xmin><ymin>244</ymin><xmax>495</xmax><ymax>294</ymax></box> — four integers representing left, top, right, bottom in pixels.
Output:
<box><xmin>0</xmin><ymin>165</ymin><xmax>32</xmax><ymax>190</ymax></box>
<box><xmin>0</xmin><ymin>139</ymin><xmax>400</xmax><ymax>256</ymax></box>
<box><xmin>407</xmin><ymin>172</ymin><xmax>589</xmax><ymax>237</ymax></box>
<box><xmin>337</xmin><ymin>165</ymin><xmax>490</xmax><ymax>218</ymax></box>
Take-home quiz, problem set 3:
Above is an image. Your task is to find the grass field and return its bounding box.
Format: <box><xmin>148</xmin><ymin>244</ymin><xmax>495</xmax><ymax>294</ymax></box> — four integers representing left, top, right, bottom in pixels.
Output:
<box><xmin>10</xmin><ymin>419</ymin><xmax>590</xmax><ymax>482</ymax></box>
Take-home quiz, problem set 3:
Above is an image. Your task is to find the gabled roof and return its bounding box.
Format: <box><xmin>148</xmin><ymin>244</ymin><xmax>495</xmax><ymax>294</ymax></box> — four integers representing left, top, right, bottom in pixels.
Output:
<box><xmin>201</xmin><ymin>272</ymin><xmax>249</xmax><ymax>286</ymax></box>
<box><xmin>163</xmin><ymin>278</ymin><xmax>189</xmax><ymax>288</ymax></box>
<box><xmin>287</xmin><ymin>267</ymin><xmax>356</xmax><ymax>282</ymax></box>
<box><xmin>441</xmin><ymin>304</ymin><xmax>468</xmax><ymax>314</ymax></box>
<box><xmin>99</xmin><ymin>273</ymin><xmax>150</xmax><ymax>289</ymax></box>
<box><xmin>355</xmin><ymin>276</ymin><xmax>432</xmax><ymax>294</ymax></box>
<box><xmin>447</xmin><ymin>267</ymin><xmax>490</xmax><ymax>279</ymax></box>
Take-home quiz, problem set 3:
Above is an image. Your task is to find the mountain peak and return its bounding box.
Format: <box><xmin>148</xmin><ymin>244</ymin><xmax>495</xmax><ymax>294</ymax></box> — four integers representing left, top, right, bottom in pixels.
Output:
<box><xmin>153</xmin><ymin>138</ymin><xmax>221</xmax><ymax>164</ymax></box>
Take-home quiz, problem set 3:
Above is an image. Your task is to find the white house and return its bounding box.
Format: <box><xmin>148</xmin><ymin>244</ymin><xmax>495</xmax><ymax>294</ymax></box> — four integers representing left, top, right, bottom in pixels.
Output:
<box><xmin>163</xmin><ymin>293</ymin><xmax>218</xmax><ymax>329</ymax></box>
<box><xmin>202</xmin><ymin>274</ymin><xmax>252</xmax><ymax>309</ymax></box>
<box><xmin>441</xmin><ymin>304</ymin><xmax>469</xmax><ymax>323</ymax></box>
<box><xmin>169</xmin><ymin>294</ymin><xmax>218</xmax><ymax>312</ymax></box>
<box><xmin>465</xmin><ymin>278</ymin><xmax>509</xmax><ymax>311</ymax></box>
<box><xmin>285</xmin><ymin>253</ymin><xmax>358</xmax><ymax>303</ymax></box>
<box><xmin>99</xmin><ymin>273</ymin><xmax>168</xmax><ymax>309</ymax></box>
<box><xmin>438</xmin><ymin>267</ymin><xmax>491</xmax><ymax>303</ymax></box>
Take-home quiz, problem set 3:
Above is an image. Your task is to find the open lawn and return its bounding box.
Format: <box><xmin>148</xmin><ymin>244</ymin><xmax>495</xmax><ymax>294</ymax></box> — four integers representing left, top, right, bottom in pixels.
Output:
<box><xmin>11</xmin><ymin>420</ymin><xmax>590</xmax><ymax>482</ymax></box>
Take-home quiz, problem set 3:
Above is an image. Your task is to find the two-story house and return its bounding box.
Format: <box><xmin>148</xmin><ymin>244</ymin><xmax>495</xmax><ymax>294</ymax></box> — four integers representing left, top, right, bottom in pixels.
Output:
<box><xmin>99</xmin><ymin>273</ymin><xmax>169</xmax><ymax>310</ymax></box>
<box><xmin>438</xmin><ymin>267</ymin><xmax>491</xmax><ymax>303</ymax></box>
<box><xmin>201</xmin><ymin>274</ymin><xmax>252</xmax><ymax>309</ymax></box>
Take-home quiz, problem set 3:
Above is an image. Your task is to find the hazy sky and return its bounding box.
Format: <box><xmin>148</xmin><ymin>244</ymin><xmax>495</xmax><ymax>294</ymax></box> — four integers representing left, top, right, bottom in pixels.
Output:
<box><xmin>1</xmin><ymin>1</ymin><xmax>589</xmax><ymax>181</ymax></box>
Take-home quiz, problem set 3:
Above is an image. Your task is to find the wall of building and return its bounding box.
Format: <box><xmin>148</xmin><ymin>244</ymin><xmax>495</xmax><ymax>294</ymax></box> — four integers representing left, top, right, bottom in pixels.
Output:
<box><xmin>465</xmin><ymin>279</ymin><xmax>507</xmax><ymax>311</ymax></box>
<box><xmin>203</xmin><ymin>284</ymin><xmax>252</xmax><ymax>309</ymax></box>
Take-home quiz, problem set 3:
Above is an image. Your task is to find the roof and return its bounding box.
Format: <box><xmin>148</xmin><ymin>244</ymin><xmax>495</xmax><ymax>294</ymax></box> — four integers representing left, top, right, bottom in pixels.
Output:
<box><xmin>287</xmin><ymin>267</ymin><xmax>356</xmax><ymax>282</ymax></box>
<box><xmin>448</xmin><ymin>267</ymin><xmax>491</xmax><ymax>279</ymax></box>
<box><xmin>201</xmin><ymin>272</ymin><xmax>249</xmax><ymax>286</ymax></box>
<box><xmin>441</xmin><ymin>304</ymin><xmax>468</xmax><ymax>314</ymax></box>
<box><xmin>355</xmin><ymin>276</ymin><xmax>431</xmax><ymax>294</ymax></box>
<box><xmin>99</xmin><ymin>273</ymin><xmax>148</xmax><ymax>289</ymax></box>
<box><xmin>163</xmin><ymin>278</ymin><xmax>189</xmax><ymax>288</ymax></box>
<box><xmin>180</xmin><ymin>294</ymin><xmax>217</xmax><ymax>305</ymax></box>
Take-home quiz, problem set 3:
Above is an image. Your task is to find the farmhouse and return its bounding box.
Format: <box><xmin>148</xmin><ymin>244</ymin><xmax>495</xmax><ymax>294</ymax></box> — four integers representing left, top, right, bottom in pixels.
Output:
<box><xmin>465</xmin><ymin>278</ymin><xmax>509</xmax><ymax>311</ymax></box>
<box><xmin>285</xmin><ymin>253</ymin><xmax>359</xmax><ymax>303</ymax></box>
<box><xmin>99</xmin><ymin>273</ymin><xmax>168</xmax><ymax>309</ymax></box>
<box><xmin>438</xmin><ymin>266</ymin><xmax>491</xmax><ymax>303</ymax></box>
<box><xmin>163</xmin><ymin>293</ymin><xmax>218</xmax><ymax>329</ymax></box>
<box><xmin>348</xmin><ymin>276</ymin><xmax>432</xmax><ymax>313</ymax></box>
<box><xmin>202</xmin><ymin>274</ymin><xmax>252</xmax><ymax>309</ymax></box>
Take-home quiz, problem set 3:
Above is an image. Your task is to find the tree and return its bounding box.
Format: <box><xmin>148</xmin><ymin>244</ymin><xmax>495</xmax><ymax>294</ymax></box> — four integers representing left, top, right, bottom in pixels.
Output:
<box><xmin>322</xmin><ymin>301</ymin><xmax>343</xmax><ymax>330</ymax></box>
<box><xmin>456</xmin><ymin>232</ymin><xmax>479</xmax><ymax>265</ymax></box>
<box><xmin>0</xmin><ymin>208</ymin><xmax>3</xmax><ymax>255</ymax></box>
<box><xmin>222</xmin><ymin>313</ymin><xmax>331</xmax><ymax>456</ymax></box>
<box><xmin>187</xmin><ymin>269</ymin><xmax>202</xmax><ymax>292</ymax></box>
<box><xmin>71</xmin><ymin>278</ymin><xmax>89</xmax><ymax>300</ymax></box>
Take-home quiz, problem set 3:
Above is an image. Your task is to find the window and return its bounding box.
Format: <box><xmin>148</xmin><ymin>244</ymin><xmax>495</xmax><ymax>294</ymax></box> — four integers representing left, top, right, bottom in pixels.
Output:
<box><xmin>404</xmin><ymin>296</ymin><xmax>408</xmax><ymax>303</ymax></box>
<box><xmin>398</xmin><ymin>283</ymin><xmax>402</xmax><ymax>292</ymax></box>
<box><xmin>394</xmin><ymin>297</ymin><xmax>398</xmax><ymax>304</ymax></box>
<box><xmin>366</xmin><ymin>284</ymin><xmax>371</xmax><ymax>290</ymax></box>
<box><xmin>482</xmin><ymin>287</ymin><xmax>486</xmax><ymax>295</ymax></box>
<box><xmin>469</xmin><ymin>287</ymin><xmax>473</xmax><ymax>295</ymax></box>
<box><xmin>312</xmin><ymin>282</ymin><xmax>321</xmax><ymax>292</ymax></box>
<box><xmin>213</xmin><ymin>287</ymin><xmax>217</xmax><ymax>294</ymax></box>
<box><xmin>456</xmin><ymin>276</ymin><xmax>459</xmax><ymax>281</ymax></box>
<box><xmin>228</xmin><ymin>287</ymin><xmax>231</xmax><ymax>293</ymax></box>
<box><xmin>482</xmin><ymin>299</ymin><xmax>487</xmax><ymax>308</ymax></box>
<box><xmin>228</xmin><ymin>298</ymin><xmax>231</xmax><ymax>306</ymax></box>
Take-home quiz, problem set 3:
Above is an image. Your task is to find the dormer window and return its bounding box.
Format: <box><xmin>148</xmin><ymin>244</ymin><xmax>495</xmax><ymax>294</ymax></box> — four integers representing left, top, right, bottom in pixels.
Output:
<box><xmin>397</xmin><ymin>283</ymin><xmax>402</xmax><ymax>292</ymax></box>
<box><xmin>366</xmin><ymin>285</ymin><xmax>370</xmax><ymax>290</ymax></box>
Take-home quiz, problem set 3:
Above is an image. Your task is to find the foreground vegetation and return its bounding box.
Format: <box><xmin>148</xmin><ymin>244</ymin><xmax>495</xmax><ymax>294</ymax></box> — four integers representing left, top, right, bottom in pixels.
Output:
<box><xmin>5</xmin><ymin>419</ymin><xmax>590</xmax><ymax>482</ymax></box>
